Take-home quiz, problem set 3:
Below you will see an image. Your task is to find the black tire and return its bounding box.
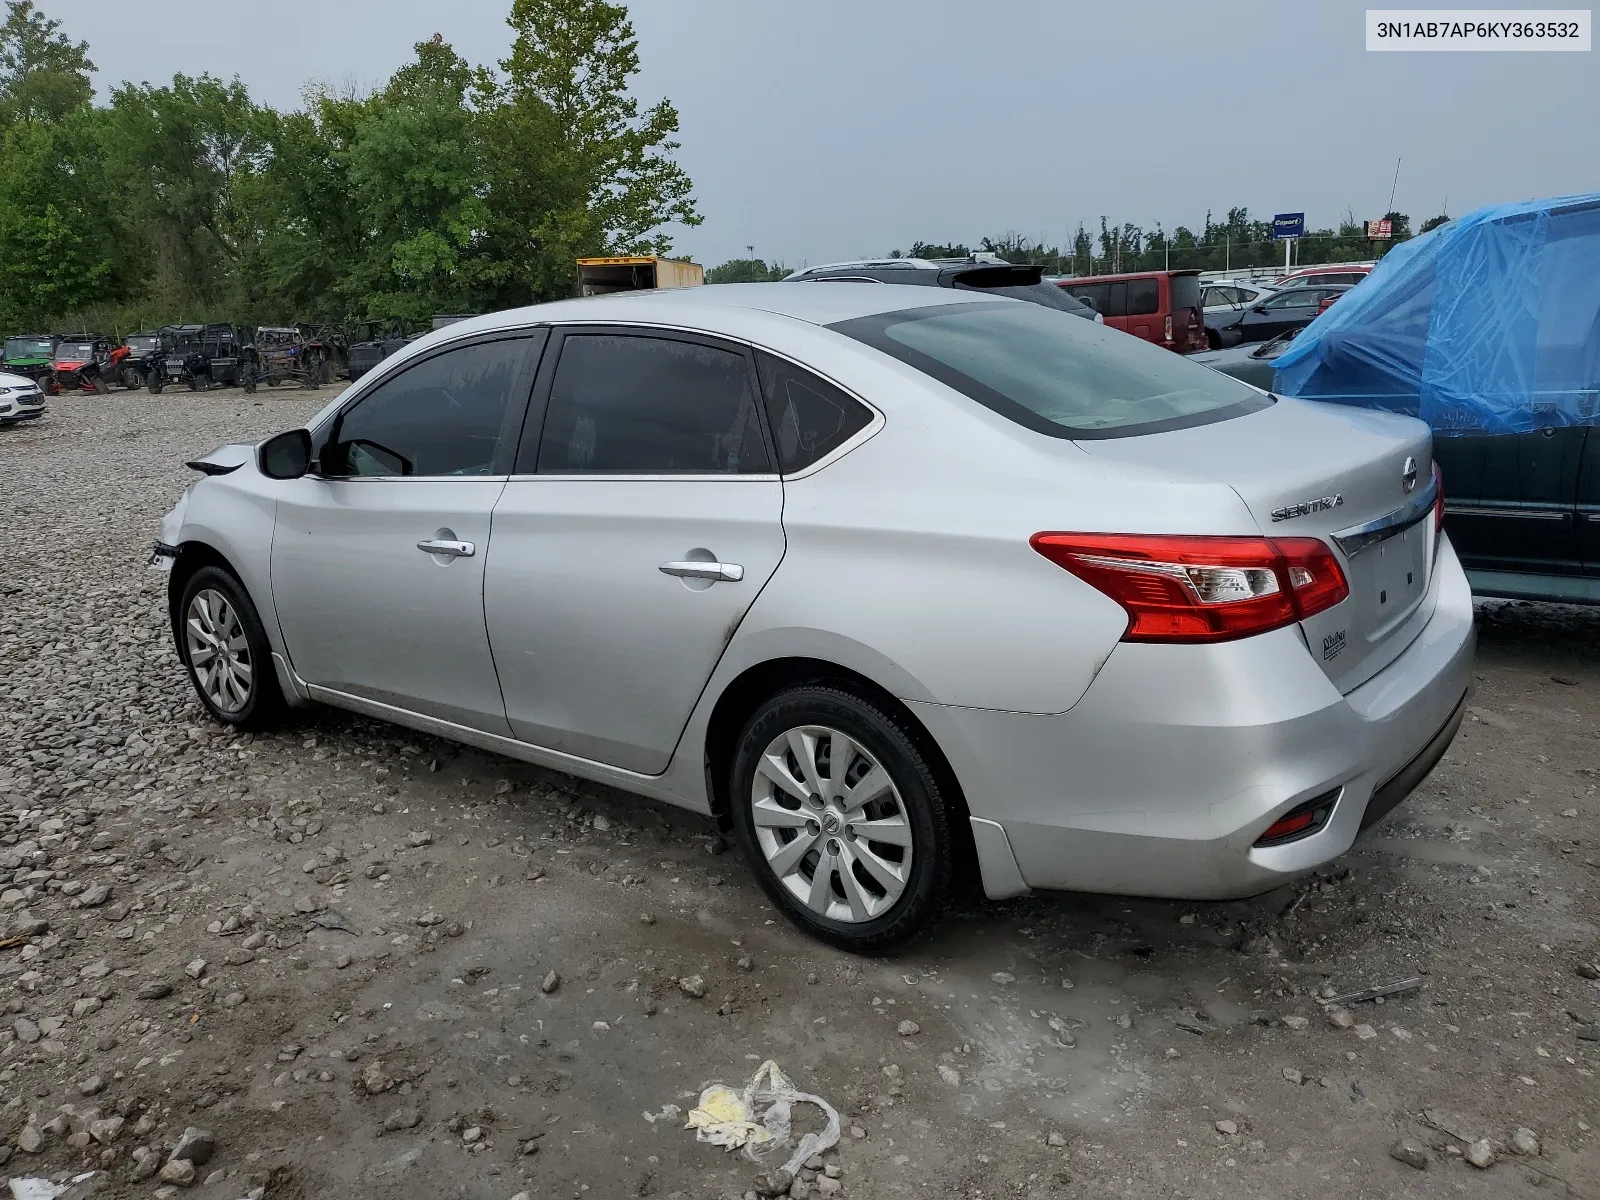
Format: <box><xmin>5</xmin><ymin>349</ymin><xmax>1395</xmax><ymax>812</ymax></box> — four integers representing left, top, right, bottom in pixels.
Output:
<box><xmin>148</xmin><ymin>376</ymin><xmax>163</xmax><ymax>395</ymax></box>
<box><xmin>175</xmin><ymin>565</ymin><xmax>285</xmax><ymax>730</ymax></box>
<box><xmin>728</xmin><ymin>684</ymin><xmax>958</xmax><ymax>953</ymax></box>
<box><xmin>1207</xmin><ymin>330</ymin><xmax>1221</xmax><ymax>351</ymax></box>
<box><xmin>242</xmin><ymin>374</ymin><xmax>256</xmax><ymax>395</ymax></box>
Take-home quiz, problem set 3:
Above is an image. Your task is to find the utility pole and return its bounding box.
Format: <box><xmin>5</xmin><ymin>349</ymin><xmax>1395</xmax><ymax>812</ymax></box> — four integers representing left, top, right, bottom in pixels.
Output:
<box><xmin>1388</xmin><ymin>158</ymin><xmax>1401</xmax><ymax>213</ymax></box>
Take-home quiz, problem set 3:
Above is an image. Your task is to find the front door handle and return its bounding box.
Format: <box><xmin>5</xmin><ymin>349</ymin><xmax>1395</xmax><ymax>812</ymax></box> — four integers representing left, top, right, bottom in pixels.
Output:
<box><xmin>659</xmin><ymin>560</ymin><xmax>744</xmax><ymax>582</ymax></box>
<box><xmin>417</xmin><ymin>538</ymin><xmax>475</xmax><ymax>558</ymax></box>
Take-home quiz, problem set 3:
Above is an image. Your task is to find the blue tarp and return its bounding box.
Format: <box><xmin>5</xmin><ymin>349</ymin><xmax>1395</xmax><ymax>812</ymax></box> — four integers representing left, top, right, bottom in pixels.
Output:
<box><xmin>1272</xmin><ymin>192</ymin><xmax>1600</xmax><ymax>434</ymax></box>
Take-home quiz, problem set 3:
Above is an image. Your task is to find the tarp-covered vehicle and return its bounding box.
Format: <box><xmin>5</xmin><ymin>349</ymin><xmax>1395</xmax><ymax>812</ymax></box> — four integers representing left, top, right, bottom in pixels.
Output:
<box><xmin>1272</xmin><ymin>192</ymin><xmax>1600</xmax><ymax>604</ymax></box>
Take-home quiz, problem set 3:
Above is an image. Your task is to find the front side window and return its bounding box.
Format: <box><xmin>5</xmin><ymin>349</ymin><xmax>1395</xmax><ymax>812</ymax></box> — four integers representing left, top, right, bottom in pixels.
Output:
<box><xmin>328</xmin><ymin>338</ymin><xmax>529</xmax><ymax>477</ymax></box>
<box><xmin>831</xmin><ymin>301</ymin><xmax>1270</xmax><ymax>439</ymax></box>
<box><xmin>535</xmin><ymin>334</ymin><xmax>770</xmax><ymax>474</ymax></box>
<box><xmin>757</xmin><ymin>352</ymin><xmax>873</xmax><ymax>472</ymax></box>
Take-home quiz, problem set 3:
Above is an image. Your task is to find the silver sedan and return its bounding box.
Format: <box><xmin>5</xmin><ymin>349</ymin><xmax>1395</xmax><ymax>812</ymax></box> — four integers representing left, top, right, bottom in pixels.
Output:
<box><xmin>154</xmin><ymin>284</ymin><xmax>1475</xmax><ymax>951</ymax></box>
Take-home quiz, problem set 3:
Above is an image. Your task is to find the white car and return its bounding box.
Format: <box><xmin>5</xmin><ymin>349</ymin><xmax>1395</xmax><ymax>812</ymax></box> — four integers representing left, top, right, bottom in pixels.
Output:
<box><xmin>154</xmin><ymin>284</ymin><xmax>1474</xmax><ymax>950</ymax></box>
<box><xmin>0</xmin><ymin>369</ymin><xmax>46</xmax><ymax>425</ymax></box>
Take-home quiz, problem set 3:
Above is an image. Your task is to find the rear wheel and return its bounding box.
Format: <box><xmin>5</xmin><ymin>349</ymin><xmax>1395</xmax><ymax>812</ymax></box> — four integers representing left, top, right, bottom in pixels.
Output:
<box><xmin>176</xmin><ymin>566</ymin><xmax>284</xmax><ymax>730</ymax></box>
<box><xmin>148</xmin><ymin>374</ymin><xmax>163</xmax><ymax>395</ymax></box>
<box><xmin>728</xmin><ymin>685</ymin><xmax>958</xmax><ymax>953</ymax></box>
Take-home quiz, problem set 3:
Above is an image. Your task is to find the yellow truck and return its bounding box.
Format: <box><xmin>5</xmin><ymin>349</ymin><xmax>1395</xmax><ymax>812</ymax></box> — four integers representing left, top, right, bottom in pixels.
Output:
<box><xmin>576</xmin><ymin>256</ymin><xmax>704</xmax><ymax>296</ymax></box>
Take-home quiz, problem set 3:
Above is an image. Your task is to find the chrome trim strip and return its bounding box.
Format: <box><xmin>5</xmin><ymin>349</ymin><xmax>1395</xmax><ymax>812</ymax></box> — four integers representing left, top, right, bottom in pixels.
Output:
<box><xmin>1444</xmin><ymin>502</ymin><xmax>1568</xmax><ymax>522</ymax></box>
<box><xmin>1332</xmin><ymin>474</ymin><xmax>1438</xmax><ymax>556</ymax></box>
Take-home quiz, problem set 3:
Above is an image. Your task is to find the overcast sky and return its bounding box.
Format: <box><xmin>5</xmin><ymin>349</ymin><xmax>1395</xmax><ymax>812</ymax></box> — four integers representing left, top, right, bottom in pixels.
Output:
<box><xmin>50</xmin><ymin>0</ymin><xmax>1600</xmax><ymax>268</ymax></box>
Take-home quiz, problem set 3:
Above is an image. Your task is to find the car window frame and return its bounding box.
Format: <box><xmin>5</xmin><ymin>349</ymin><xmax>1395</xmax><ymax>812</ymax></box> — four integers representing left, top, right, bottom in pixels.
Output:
<box><xmin>512</xmin><ymin>324</ymin><xmax>779</xmax><ymax>480</ymax></box>
<box><xmin>1125</xmin><ymin>276</ymin><xmax>1160</xmax><ymax>316</ymax></box>
<box><xmin>312</xmin><ymin>328</ymin><xmax>547</xmax><ymax>481</ymax></box>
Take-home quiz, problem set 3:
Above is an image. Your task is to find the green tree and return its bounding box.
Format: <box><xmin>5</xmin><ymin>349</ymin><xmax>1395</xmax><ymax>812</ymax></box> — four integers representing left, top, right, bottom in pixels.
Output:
<box><xmin>490</xmin><ymin>0</ymin><xmax>700</xmax><ymax>300</ymax></box>
<box><xmin>705</xmin><ymin>258</ymin><xmax>787</xmax><ymax>283</ymax></box>
<box><xmin>1419</xmin><ymin>213</ymin><xmax>1451</xmax><ymax>234</ymax></box>
<box><xmin>104</xmin><ymin>74</ymin><xmax>266</xmax><ymax>312</ymax></box>
<box><xmin>0</xmin><ymin>0</ymin><xmax>91</xmax><ymax>126</ymax></box>
<box><xmin>0</xmin><ymin>110</ymin><xmax>120</xmax><ymax>326</ymax></box>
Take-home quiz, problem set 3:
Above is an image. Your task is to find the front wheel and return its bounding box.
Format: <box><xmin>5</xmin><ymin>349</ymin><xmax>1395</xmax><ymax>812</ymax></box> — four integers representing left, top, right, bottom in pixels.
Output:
<box><xmin>728</xmin><ymin>685</ymin><xmax>959</xmax><ymax>953</ymax></box>
<box><xmin>176</xmin><ymin>566</ymin><xmax>285</xmax><ymax>730</ymax></box>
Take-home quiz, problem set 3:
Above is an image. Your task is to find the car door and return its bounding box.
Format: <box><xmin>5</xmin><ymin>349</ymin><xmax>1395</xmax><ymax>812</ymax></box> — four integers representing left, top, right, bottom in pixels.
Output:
<box><xmin>270</xmin><ymin>331</ymin><xmax>545</xmax><ymax>734</ymax></box>
<box><xmin>1242</xmin><ymin>289</ymin><xmax>1317</xmax><ymax>341</ymax></box>
<box><xmin>484</xmin><ymin>327</ymin><xmax>786</xmax><ymax>773</ymax></box>
<box><xmin>1581</xmin><ymin>430</ymin><xmax>1600</xmax><ymax>579</ymax></box>
<box><xmin>1433</xmin><ymin>427</ymin><xmax>1585</xmax><ymax>577</ymax></box>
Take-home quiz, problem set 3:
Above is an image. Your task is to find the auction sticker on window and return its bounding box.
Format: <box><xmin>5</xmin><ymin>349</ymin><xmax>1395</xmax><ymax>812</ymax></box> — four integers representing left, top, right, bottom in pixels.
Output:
<box><xmin>1367</xmin><ymin>9</ymin><xmax>1590</xmax><ymax>49</ymax></box>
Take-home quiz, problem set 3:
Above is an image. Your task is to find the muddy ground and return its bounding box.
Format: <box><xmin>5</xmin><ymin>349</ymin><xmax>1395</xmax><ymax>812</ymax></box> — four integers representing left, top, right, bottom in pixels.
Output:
<box><xmin>1</xmin><ymin>388</ymin><xmax>1597</xmax><ymax>1200</ymax></box>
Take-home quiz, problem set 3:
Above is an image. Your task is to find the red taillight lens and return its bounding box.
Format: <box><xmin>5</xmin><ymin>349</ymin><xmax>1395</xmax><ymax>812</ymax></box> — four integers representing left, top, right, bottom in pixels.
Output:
<box><xmin>1431</xmin><ymin>460</ymin><xmax>1444</xmax><ymax>535</ymax></box>
<box><xmin>1030</xmin><ymin>533</ymin><xmax>1350</xmax><ymax>644</ymax></box>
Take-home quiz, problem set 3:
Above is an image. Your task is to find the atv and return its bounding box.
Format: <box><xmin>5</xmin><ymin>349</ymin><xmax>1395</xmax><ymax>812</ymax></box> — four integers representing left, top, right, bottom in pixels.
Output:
<box><xmin>2</xmin><ymin>333</ymin><xmax>59</xmax><ymax>385</ymax></box>
<box><xmin>147</xmin><ymin>324</ymin><xmax>250</xmax><ymax>393</ymax></box>
<box><xmin>344</xmin><ymin>320</ymin><xmax>415</xmax><ymax>380</ymax></box>
<box><xmin>114</xmin><ymin>331</ymin><xmax>162</xmax><ymax>390</ymax></box>
<box><xmin>50</xmin><ymin>335</ymin><xmax>116</xmax><ymax>394</ymax></box>
<box><xmin>248</xmin><ymin>325</ymin><xmax>336</xmax><ymax>389</ymax></box>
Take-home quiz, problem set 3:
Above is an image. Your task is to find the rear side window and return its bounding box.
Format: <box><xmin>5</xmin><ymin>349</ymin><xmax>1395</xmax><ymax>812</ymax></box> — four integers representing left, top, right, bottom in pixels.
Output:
<box><xmin>1126</xmin><ymin>278</ymin><xmax>1159</xmax><ymax>315</ymax></box>
<box><xmin>536</xmin><ymin>334</ymin><xmax>770</xmax><ymax>474</ymax></box>
<box><xmin>757</xmin><ymin>352</ymin><xmax>872</xmax><ymax>472</ymax></box>
<box><xmin>831</xmin><ymin>301</ymin><xmax>1270</xmax><ymax>440</ymax></box>
<box><xmin>1169</xmin><ymin>274</ymin><xmax>1201</xmax><ymax>310</ymax></box>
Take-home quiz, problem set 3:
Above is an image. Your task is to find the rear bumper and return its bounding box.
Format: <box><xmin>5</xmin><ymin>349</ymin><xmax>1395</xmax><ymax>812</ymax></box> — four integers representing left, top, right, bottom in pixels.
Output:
<box><xmin>913</xmin><ymin>538</ymin><xmax>1476</xmax><ymax>900</ymax></box>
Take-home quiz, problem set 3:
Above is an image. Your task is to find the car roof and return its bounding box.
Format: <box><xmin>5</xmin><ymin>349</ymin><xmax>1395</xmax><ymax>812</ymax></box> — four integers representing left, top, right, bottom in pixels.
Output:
<box><xmin>785</xmin><ymin>253</ymin><xmax>1013</xmax><ymax>279</ymax></box>
<box><xmin>421</xmin><ymin>282</ymin><xmax>1009</xmax><ymax>340</ymax></box>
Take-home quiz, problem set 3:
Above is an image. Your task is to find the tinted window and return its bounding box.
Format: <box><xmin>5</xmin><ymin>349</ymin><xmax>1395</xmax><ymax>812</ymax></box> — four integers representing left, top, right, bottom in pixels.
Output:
<box><xmin>757</xmin><ymin>352</ymin><xmax>873</xmax><ymax>472</ymax></box>
<box><xmin>832</xmin><ymin>302</ymin><xmax>1270</xmax><ymax>439</ymax></box>
<box><xmin>1068</xmin><ymin>283</ymin><xmax>1108</xmax><ymax>313</ymax></box>
<box><xmin>1264</xmin><ymin>289</ymin><xmax>1315</xmax><ymax>309</ymax></box>
<box><xmin>1169</xmin><ymin>274</ymin><xmax>1201</xmax><ymax>310</ymax></box>
<box><xmin>1126</xmin><ymin>278</ymin><xmax>1159</xmax><ymax>316</ymax></box>
<box><xmin>536</xmin><ymin>334</ymin><xmax>769</xmax><ymax>474</ymax></box>
<box><xmin>1103</xmin><ymin>281</ymin><xmax>1128</xmax><ymax>318</ymax></box>
<box><xmin>330</xmin><ymin>339</ymin><xmax>528</xmax><ymax>477</ymax></box>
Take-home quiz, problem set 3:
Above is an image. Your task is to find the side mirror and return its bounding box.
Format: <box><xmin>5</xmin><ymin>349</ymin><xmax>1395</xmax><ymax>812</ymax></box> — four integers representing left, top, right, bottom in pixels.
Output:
<box><xmin>1252</xmin><ymin>304</ymin><xmax>1269</xmax><ymax>314</ymax></box>
<box><xmin>259</xmin><ymin>428</ymin><xmax>313</xmax><ymax>480</ymax></box>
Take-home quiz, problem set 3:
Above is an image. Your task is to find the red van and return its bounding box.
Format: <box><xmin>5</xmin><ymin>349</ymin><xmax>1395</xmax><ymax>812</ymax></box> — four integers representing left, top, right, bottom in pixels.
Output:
<box><xmin>1056</xmin><ymin>270</ymin><xmax>1206</xmax><ymax>353</ymax></box>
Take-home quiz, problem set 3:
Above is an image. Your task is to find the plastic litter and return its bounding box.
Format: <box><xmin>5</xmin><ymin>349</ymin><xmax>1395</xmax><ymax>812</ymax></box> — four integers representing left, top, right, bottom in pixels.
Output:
<box><xmin>1323</xmin><ymin>977</ymin><xmax>1422</xmax><ymax>1006</ymax></box>
<box><xmin>9</xmin><ymin>1179</ymin><xmax>67</xmax><ymax>1200</ymax></box>
<box><xmin>683</xmin><ymin>1059</ymin><xmax>840</xmax><ymax>1176</ymax></box>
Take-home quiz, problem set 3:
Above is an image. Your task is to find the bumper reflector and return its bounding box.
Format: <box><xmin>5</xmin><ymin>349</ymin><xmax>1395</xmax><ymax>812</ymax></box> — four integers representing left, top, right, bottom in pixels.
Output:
<box><xmin>1254</xmin><ymin>788</ymin><xmax>1341</xmax><ymax>847</ymax></box>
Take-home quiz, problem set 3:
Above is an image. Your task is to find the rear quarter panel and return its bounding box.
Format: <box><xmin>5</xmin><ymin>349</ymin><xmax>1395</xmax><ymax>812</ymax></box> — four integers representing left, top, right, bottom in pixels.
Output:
<box><xmin>713</xmin><ymin>331</ymin><xmax>1266</xmax><ymax>715</ymax></box>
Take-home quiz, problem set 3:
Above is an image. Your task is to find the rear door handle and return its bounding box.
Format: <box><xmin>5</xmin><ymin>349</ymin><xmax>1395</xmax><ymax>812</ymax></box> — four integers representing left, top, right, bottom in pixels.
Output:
<box><xmin>417</xmin><ymin>538</ymin><xmax>475</xmax><ymax>558</ymax></box>
<box><xmin>659</xmin><ymin>560</ymin><xmax>744</xmax><ymax>582</ymax></box>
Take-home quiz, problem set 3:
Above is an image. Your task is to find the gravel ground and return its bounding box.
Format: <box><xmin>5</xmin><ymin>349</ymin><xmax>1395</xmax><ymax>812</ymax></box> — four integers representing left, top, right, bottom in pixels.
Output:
<box><xmin>1</xmin><ymin>389</ymin><xmax>1598</xmax><ymax>1200</ymax></box>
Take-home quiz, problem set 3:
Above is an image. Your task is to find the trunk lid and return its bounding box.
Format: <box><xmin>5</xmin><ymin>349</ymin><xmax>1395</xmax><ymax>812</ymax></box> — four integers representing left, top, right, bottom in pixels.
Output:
<box><xmin>1076</xmin><ymin>397</ymin><xmax>1437</xmax><ymax>692</ymax></box>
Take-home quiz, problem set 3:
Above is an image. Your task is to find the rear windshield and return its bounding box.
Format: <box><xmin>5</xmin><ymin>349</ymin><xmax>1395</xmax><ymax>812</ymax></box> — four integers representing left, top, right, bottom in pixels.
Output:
<box><xmin>1169</xmin><ymin>274</ymin><xmax>1201</xmax><ymax>310</ymax></box>
<box><xmin>830</xmin><ymin>300</ymin><xmax>1270</xmax><ymax>439</ymax></box>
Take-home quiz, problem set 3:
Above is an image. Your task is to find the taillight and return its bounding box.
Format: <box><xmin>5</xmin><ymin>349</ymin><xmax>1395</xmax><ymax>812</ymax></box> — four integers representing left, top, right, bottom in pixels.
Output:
<box><xmin>1432</xmin><ymin>460</ymin><xmax>1444</xmax><ymax>535</ymax></box>
<box><xmin>1163</xmin><ymin>315</ymin><xmax>1173</xmax><ymax>342</ymax></box>
<box><xmin>1030</xmin><ymin>533</ymin><xmax>1349</xmax><ymax>644</ymax></box>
